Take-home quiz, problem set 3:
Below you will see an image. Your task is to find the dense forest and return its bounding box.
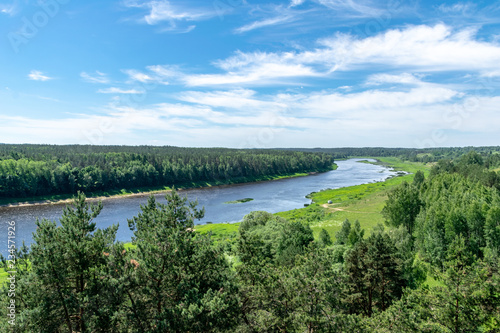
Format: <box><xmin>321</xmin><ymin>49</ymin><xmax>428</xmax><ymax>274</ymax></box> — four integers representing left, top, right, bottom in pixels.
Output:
<box><xmin>281</xmin><ymin>146</ymin><xmax>500</xmax><ymax>164</ymax></box>
<box><xmin>0</xmin><ymin>144</ymin><xmax>333</xmax><ymax>199</ymax></box>
<box><xmin>1</xmin><ymin>150</ymin><xmax>499</xmax><ymax>332</ymax></box>
<box><xmin>3</xmin><ymin>143</ymin><xmax>500</xmax><ymax>201</ymax></box>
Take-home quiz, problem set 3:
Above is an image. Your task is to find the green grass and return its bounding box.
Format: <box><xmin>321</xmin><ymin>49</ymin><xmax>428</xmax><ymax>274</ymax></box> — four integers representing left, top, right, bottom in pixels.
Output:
<box><xmin>123</xmin><ymin>242</ymin><xmax>137</xmax><ymax>250</ymax></box>
<box><xmin>278</xmin><ymin>157</ymin><xmax>431</xmax><ymax>241</ymax></box>
<box><xmin>0</xmin><ymin>259</ymin><xmax>31</xmax><ymax>286</ymax></box>
<box><xmin>0</xmin><ymin>268</ymin><xmax>8</xmax><ymax>285</ymax></box>
<box><xmin>224</xmin><ymin>198</ymin><xmax>254</xmax><ymax>204</ymax></box>
<box><xmin>195</xmin><ymin>223</ymin><xmax>240</xmax><ymax>243</ymax></box>
<box><xmin>370</xmin><ymin>157</ymin><xmax>433</xmax><ymax>177</ymax></box>
<box><xmin>423</xmin><ymin>274</ymin><xmax>444</xmax><ymax>288</ymax></box>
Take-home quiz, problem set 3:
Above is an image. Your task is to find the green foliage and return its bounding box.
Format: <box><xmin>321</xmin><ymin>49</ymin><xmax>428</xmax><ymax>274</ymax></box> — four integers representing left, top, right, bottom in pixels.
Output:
<box><xmin>319</xmin><ymin>228</ymin><xmax>333</xmax><ymax>247</ymax></box>
<box><xmin>276</xmin><ymin>157</ymin><xmax>431</xmax><ymax>244</ymax></box>
<box><xmin>0</xmin><ymin>190</ymin><xmax>240</xmax><ymax>332</ymax></box>
<box><xmin>235</xmin><ymin>246</ymin><xmax>362</xmax><ymax>332</ymax></box>
<box><xmin>348</xmin><ymin>220</ymin><xmax>365</xmax><ymax>246</ymax></box>
<box><xmin>0</xmin><ymin>145</ymin><xmax>334</xmax><ymax>201</ymax></box>
<box><xmin>237</xmin><ymin>211</ymin><xmax>314</xmax><ymax>266</ymax></box>
<box><xmin>343</xmin><ymin>229</ymin><xmax>405</xmax><ymax>317</ymax></box>
<box><xmin>485</xmin><ymin>207</ymin><xmax>500</xmax><ymax>252</ymax></box>
<box><xmin>280</xmin><ymin>146</ymin><xmax>500</xmax><ymax>164</ymax></box>
<box><xmin>335</xmin><ymin>219</ymin><xmax>351</xmax><ymax>245</ymax></box>
<box><xmin>391</xmin><ymin>226</ymin><xmax>427</xmax><ymax>289</ymax></box>
<box><xmin>413</xmin><ymin>170</ymin><xmax>425</xmax><ymax>187</ymax></box>
<box><xmin>276</xmin><ymin>221</ymin><xmax>314</xmax><ymax>265</ymax></box>
<box><xmin>415</xmin><ymin>172</ymin><xmax>500</xmax><ymax>265</ymax></box>
<box><xmin>409</xmin><ymin>236</ymin><xmax>500</xmax><ymax>333</ymax></box>
<box><xmin>382</xmin><ymin>181</ymin><xmax>422</xmax><ymax>236</ymax></box>
<box><xmin>3</xmin><ymin>192</ymin><xmax>119</xmax><ymax>332</ymax></box>
<box><xmin>124</xmin><ymin>189</ymin><xmax>240</xmax><ymax>332</ymax></box>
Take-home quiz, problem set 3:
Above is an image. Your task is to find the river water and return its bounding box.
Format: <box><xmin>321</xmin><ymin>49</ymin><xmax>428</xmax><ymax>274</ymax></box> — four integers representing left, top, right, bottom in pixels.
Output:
<box><xmin>0</xmin><ymin>159</ymin><xmax>397</xmax><ymax>255</ymax></box>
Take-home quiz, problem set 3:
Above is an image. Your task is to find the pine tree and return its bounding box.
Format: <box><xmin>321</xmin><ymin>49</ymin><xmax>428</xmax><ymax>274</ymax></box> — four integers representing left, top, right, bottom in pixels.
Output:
<box><xmin>15</xmin><ymin>192</ymin><xmax>118</xmax><ymax>332</ymax></box>
<box><xmin>124</xmin><ymin>189</ymin><xmax>239</xmax><ymax>332</ymax></box>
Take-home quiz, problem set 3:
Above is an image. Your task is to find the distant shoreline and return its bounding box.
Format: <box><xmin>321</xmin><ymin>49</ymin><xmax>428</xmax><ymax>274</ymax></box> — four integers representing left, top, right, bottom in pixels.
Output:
<box><xmin>0</xmin><ymin>166</ymin><xmax>337</xmax><ymax>209</ymax></box>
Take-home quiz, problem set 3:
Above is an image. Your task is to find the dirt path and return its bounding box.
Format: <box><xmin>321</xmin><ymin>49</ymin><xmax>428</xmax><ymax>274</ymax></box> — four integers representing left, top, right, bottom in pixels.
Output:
<box><xmin>321</xmin><ymin>203</ymin><xmax>377</xmax><ymax>214</ymax></box>
<box><xmin>321</xmin><ymin>203</ymin><xmax>346</xmax><ymax>211</ymax></box>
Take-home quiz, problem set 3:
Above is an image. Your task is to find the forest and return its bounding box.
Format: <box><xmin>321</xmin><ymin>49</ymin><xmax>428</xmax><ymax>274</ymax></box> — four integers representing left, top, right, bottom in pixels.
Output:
<box><xmin>1</xmin><ymin>149</ymin><xmax>499</xmax><ymax>332</ymax></box>
<box><xmin>3</xmin><ymin>144</ymin><xmax>500</xmax><ymax>202</ymax></box>
<box><xmin>0</xmin><ymin>144</ymin><xmax>333</xmax><ymax>200</ymax></box>
<box><xmin>281</xmin><ymin>146</ymin><xmax>500</xmax><ymax>164</ymax></box>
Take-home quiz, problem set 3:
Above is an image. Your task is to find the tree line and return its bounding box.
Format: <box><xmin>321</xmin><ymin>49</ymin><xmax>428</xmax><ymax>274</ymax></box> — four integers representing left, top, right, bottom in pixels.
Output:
<box><xmin>280</xmin><ymin>146</ymin><xmax>500</xmax><ymax>165</ymax></box>
<box><xmin>0</xmin><ymin>144</ymin><xmax>333</xmax><ymax>199</ymax></box>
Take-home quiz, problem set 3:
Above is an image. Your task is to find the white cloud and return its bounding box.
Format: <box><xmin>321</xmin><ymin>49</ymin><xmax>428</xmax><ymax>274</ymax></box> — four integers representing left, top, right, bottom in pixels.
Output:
<box><xmin>438</xmin><ymin>2</ymin><xmax>474</xmax><ymax>14</ymax></box>
<box><xmin>366</xmin><ymin>73</ymin><xmax>425</xmax><ymax>85</ymax></box>
<box><xmin>81</xmin><ymin>71</ymin><xmax>110</xmax><ymax>84</ymax></box>
<box><xmin>291</xmin><ymin>85</ymin><xmax>459</xmax><ymax>116</ymax></box>
<box><xmin>147</xmin><ymin>64</ymin><xmax>183</xmax><ymax>78</ymax></box>
<box><xmin>28</xmin><ymin>70</ymin><xmax>52</xmax><ymax>81</ymax></box>
<box><xmin>184</xmin><ymin>63</ymin><xmax>319</xmax><ymax>87</ymax></box>
<box><xmin>315</xmin><ymin>0</ymin><xmax>383</xmax><ymax>17</ymax></box>
<box><xmin>319</xmin><ymin>24</ymin><xmax>500</xmax><ymax>72</ymax></box>
<box><xmin>119</xmin><ymin>65</ymin><xmax>179</xmax><ymax>85</ymax></box>
<box><xmin>143</xmin><ymin>1</ymin><xmax>209</xmax><ymax>24</ymax></box>
<box><xmin>481</xmin><ymin>70</ymin><xmax>500</xmax><ymax>77</ymax></box>
<box><xmin>177</xmin><ymin>89</ymin><xmax>287</xmax><ymax>110</ymax></box>
<box><xmin>0</xmin><ymin>1</ymin><xmax>18</xmax><ymax>16</ymax></box>
<box><xmin>3</xmin><ymin>80</ymin><xmax>500</xmax><ymax>147</ymax></box>
<box><xmin>235</xmin><ymin>15</ymin><xmax>294</xmax><ymax>33</ymax></box>
<box><xmin>290</xmin><ymin>0</ymin><xmax>306</xmax><ymax>7</ymax></box>
<box><xmin>185</xmin><ymin>24</ymin><xmax>500</xmax><ymax>87</ymax></box>
<box><xmin>122</xmin><ymin>69</ymin><xmax>154</xmax><ymax>83</ymax></box>
<box><xmin>98</xmin><ymin>87</ymin><xmax>144</xmax><ymax>94</ymax></box>
<box><xmin>123</xmin><ymin>0</ymin><xmax>214</xmax><ymax>32</ymax></box>
<box><xmin>113</xmin><ymin>23</ymin><xmax>500</xmax><ymax>92</ymax></box>
<box><xmin>160</xmin><ymin>25</ymin><xmax>196</xmax><ymax>33</ymax></box>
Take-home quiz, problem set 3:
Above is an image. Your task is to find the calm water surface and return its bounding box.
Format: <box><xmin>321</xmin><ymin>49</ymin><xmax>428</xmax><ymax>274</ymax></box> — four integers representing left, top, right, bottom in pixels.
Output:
<box><xmin>0</xmin><ymin>159</ymin><xmax>397</xmax><ymax>255</ymax></box>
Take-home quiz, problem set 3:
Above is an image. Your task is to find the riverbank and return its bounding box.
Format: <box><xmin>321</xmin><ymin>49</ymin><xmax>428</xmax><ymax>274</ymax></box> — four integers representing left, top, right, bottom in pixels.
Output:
<box><xmin>0</xmin><ymin>164</ymin><xmax>338</xmax><ymax>208</ymax></box>
<box><xmin>197</xmin><ymin>157</ymin><xmax>430</xmax><ymax>242</ymax></box>
<box><xmin>279</xmin><ymin>157</ymin><xmax>431</xmax><ymax>239</ymax></box>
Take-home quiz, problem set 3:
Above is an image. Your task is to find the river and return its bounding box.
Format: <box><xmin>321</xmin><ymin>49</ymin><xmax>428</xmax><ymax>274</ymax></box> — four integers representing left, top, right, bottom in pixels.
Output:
<box><xmin>0</xmin><ymin>159</ymin><xmax>397</xmax><ymax>255</ymax></box>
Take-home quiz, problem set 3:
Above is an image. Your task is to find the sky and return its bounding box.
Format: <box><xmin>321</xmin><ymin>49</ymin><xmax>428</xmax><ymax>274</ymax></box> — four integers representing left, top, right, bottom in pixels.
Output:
<box><xmin>1</xmin><ymin>0</ymin><xmax>500</xmax><ymax>148</ymax></box>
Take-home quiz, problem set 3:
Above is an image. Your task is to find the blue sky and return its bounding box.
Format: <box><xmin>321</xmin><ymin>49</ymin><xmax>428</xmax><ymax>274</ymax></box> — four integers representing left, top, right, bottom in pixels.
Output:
<box><xmin>1</xmin><ymin>0</ymin><xmax>500</xmax><ymax>148</ymax></box>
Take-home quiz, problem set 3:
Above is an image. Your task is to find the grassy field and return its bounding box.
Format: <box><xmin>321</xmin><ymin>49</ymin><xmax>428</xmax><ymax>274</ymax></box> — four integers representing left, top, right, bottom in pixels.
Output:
<box><xmin>195</xmin><ymin>223</ymin><xmax>241</xmax><ymax>245</ymax></box>
<box><xmin>278</xmin><ymin>157</ymin><xmax>431</xmax><ymax>240</ymax></box>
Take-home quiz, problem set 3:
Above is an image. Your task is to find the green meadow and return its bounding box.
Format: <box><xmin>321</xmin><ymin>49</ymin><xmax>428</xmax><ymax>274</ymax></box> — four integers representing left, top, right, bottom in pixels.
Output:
<box><xmin>278</xmin><ymin>157</ymin><xmax>431</xmax><ymax>239</ymax></box>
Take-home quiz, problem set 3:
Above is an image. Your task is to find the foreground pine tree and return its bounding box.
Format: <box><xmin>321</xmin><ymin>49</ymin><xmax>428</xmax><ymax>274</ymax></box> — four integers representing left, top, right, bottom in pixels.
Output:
<box><xmin>7</xmin><ymin>192</ymin><xmax>118</xmax><ymax>332</ymax></box>
<box><xmin>1</xmin><ymin>190</ymin><xmax>239</xmax><ymax>332</ymax></box>
<box><xmin>124</xmin><ymin>189</ymin><xmax>240</xmax><ymax>332</ymax></box>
